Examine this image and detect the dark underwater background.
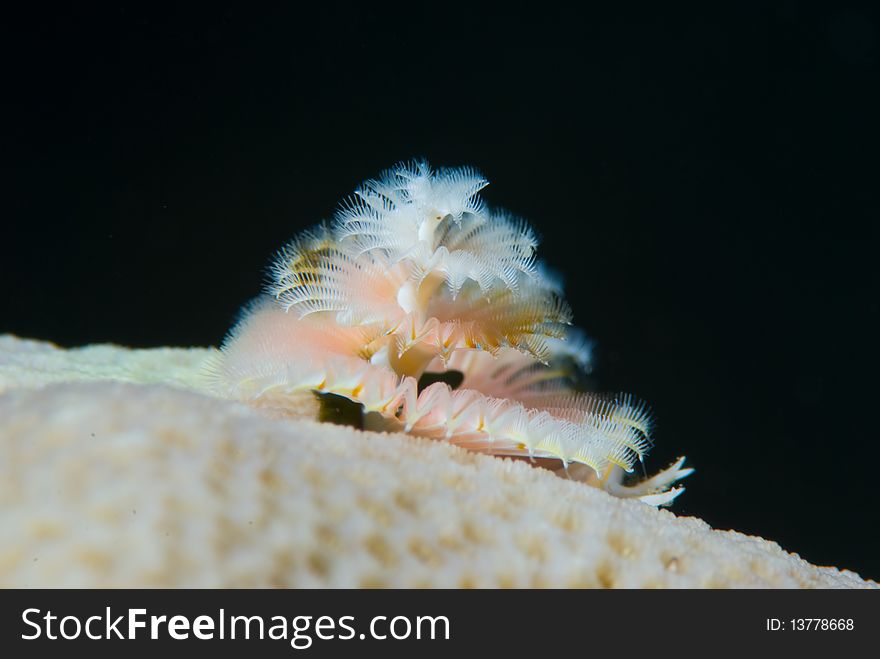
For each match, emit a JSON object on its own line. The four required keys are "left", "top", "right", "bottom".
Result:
{"left": 3, "top": 5, "right": 879, "bottom": 580}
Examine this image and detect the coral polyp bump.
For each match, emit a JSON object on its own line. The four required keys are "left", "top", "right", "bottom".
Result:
{"left": 208, "top": 160, "right": 693, "bottom": 505}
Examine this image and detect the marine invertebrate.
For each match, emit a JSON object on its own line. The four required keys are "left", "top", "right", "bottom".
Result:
{"left": 208, "top": 161, "right": 692, "bottom": 504}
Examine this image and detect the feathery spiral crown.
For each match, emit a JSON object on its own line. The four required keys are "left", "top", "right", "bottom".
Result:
{"left": 210, "top": 160, "right": 692, "bottom": 505}
{"left": 269, "top": 159, "right": 576, "bottom": 366}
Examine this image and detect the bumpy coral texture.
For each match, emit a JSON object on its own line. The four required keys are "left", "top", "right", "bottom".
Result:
{"left": 1, "top": 337, "right": 874, "bottom": 587}
{"left": 0, "top": 355, "right": 872, "bottom": 587}
{"left": 208, "top": 161, "right": 691, "bottom": 504}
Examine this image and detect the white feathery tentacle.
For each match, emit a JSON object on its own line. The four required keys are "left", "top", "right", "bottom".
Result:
{"left": 209, "top": 160, "right": 693, "bottom": 505}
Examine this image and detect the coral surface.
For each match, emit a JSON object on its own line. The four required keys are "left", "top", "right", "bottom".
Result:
{"left": 0, "top": 336, "right": 874, "bottom": 588}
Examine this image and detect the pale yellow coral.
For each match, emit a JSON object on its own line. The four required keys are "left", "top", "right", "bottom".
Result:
{"left": 0, "top": 335, "right": 874, "bottom": 588}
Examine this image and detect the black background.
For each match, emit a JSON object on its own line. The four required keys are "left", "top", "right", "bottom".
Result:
{"left": 3, "top": 5, "right": 879, "bottom": 581}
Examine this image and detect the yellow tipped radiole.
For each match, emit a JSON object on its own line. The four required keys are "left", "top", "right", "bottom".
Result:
{"left": 209, "top": 160, "right": 692, "bottom": 505}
